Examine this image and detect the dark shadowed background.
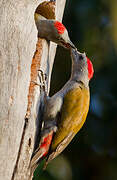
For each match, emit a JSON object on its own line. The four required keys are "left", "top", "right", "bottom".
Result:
{"left": 34, "top": 0, "right": 117, "bottom": 179}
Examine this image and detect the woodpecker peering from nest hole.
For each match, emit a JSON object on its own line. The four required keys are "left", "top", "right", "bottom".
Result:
{"left": 34, "top": 1, "right": 76, "bottom": 49}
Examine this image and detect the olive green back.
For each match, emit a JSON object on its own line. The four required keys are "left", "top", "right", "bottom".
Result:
{"left": 51, "top": 86, "right": 90, "bottom": 151}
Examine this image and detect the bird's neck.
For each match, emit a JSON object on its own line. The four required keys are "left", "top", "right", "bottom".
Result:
{"left": 70, "top": 60, "right": 89, "bottom": 87}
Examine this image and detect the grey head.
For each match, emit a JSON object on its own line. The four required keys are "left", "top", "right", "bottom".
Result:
{"left": 36, "top": 19, "right": 76, "bottom": 49}
{"left": 70, "top": 48, "right": 90, "bottom": 87}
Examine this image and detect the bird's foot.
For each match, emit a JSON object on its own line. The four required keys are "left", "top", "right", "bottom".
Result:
{"left": 31, "top": 70, "right": 48, "bottom": 95}
{"left": 38, "top": 69, "right": 47, "bottom": 91}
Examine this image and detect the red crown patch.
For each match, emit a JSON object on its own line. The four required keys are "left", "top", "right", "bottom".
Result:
{"left": 86, "top": 57, "right": 94, "bottom": 80}
{"left": 54, "top": 21, "right": 66, "bottom": 34}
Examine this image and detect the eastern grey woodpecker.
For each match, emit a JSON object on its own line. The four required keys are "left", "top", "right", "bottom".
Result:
{"left": 35, "top": 7, "right": 76, "bottom": 49}
{"left": 30, "top": 49, "right": 94, "bottom": 171}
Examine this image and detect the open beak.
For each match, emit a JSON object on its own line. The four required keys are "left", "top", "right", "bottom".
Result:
{"left": 67, "top": 40, "right": 76, "bottom": 49}
{"left": 61, "top": 40, "right": 76, "bottom": 49}
{"left": 71, "top": 48, "right": 83, "bottom": 61}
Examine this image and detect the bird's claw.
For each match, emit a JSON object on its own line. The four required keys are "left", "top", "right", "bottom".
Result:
{"left": 31, "top": 70, "right": 48, "bottom": 95}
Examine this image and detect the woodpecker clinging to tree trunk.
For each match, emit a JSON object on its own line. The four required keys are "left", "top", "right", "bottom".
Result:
{"left": 34, "top": 1, "right": 76, "bottom": 49}
{"left": 30, "top": 49, "right": 94, "bottom": 172}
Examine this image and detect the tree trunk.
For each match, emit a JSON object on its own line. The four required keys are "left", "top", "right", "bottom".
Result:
{"left": 0, "top": 0, "right": 66, "bottom": 180}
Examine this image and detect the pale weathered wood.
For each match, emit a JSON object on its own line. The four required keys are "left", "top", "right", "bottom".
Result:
{"left": 0, "top": 0, "right": 66, "bottom": 180}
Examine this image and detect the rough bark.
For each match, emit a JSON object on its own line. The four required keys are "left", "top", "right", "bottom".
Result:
{"left": 0, "top": 0, "right": 66, "bottom": 180}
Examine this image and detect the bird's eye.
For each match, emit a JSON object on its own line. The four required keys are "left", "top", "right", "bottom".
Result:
{"left": 59, "top": 37, "right": 64, "bottom": 42}
{"left": 79, "top": 55, "right": 83, "bottom": 60}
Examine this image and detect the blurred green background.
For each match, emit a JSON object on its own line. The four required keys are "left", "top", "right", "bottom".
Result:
{"left": 34, "top": 0, "right": 117, "bottom": 179}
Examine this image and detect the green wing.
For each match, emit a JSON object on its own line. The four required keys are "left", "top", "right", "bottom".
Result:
{"left": 51, "top": 85, "right": 90, "bottom": 152}
{"left": 44, "top": 86, "right": 90, "bottom": 166}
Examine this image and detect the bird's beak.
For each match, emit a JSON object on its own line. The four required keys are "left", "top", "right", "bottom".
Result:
{"left": 60, "top": 39, "right": 76, "bottom": 49}
{"left": 71, "top": 48, "right": 84, "bottom": 61}
{"left": 61, "top": 40, "right": 76, "bottom": 49}
{"left": 67, "top": 40, "right": 76, "bottom": 49}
